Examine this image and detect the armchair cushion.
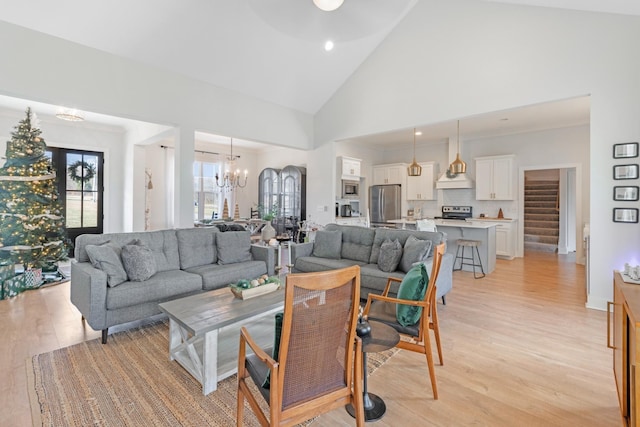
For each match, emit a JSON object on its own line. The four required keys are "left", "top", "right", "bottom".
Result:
{"left": 312, "top": 230, "right": 342, "bottom": 259}
{"left": 399, "top": 236, "right": 433, "bottom": 273}
{"left": 121, "top": 239, "right": 158, "bottom": 282}
{"left": 377, "top": 238, "right": 403, "bottom": 272}
{"left": 85, "top": 241, "right": 128, "bottom": 287}
{"left": 396, "top": 263, "right": 429, "bottom": 327}
{"left": 262, "top": 312, "right": 284, "bottom": 388}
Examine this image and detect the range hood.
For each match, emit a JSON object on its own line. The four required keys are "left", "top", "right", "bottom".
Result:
{"left": 435, "top": 171, "right": 474, "bottom": 189}
{"left": 436, "top": 128, "right": 473, "bottom": 189}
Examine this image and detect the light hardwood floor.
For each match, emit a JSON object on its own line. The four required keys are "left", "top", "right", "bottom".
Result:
{"left": 1, "top": 252, "right": 621, "bottom": 426}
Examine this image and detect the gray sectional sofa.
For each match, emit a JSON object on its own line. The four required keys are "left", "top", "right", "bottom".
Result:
{"left": 70, "top": 227, "right": 275, "bottom": 343}
{"left": 291, "top": 224, "right": 453, "bottom": 301}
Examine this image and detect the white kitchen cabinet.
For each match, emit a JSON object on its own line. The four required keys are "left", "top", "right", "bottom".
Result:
{"left": 470, "top": 218, "right": 517, "bottom": 259}
{"left": 406, "top": 162, "right": 435, "bottom": 200}
{"left": 340, "top": 156, "right": 361, "bottom": 179}
{"left": 475, "top": 155, "right": 515, "bottom": 200}
{"left": 373, "top": 164, "right": 406, "bottom": 185}
{"left": 494, "top": 220, "right": 516, "bottom": 259}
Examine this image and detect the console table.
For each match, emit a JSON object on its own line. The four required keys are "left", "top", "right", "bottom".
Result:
{"left": 610, "top": 271, "right": 640, "bottom": 426}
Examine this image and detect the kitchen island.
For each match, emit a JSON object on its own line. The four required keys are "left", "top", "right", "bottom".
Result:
{"left": 387, "top": 219, "right": 497, "bottom": 275}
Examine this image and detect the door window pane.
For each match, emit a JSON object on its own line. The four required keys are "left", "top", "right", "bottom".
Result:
{"left": 66, "top": 191, "right": 83, "bottom": 228}
{"left": 82, "top": 192, "right": 98, "bottom": 227}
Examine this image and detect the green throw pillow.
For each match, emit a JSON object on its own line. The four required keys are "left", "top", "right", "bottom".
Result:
{"left": 396, "top": 263, "right": 429, "bottom": 327}
{"left": 262, "top": 312, "right": 284, "bottom": 389}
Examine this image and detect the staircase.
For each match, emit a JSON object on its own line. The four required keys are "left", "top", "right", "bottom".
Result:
{"left": 524, "top": 180, "right": 559, "bottom": 253}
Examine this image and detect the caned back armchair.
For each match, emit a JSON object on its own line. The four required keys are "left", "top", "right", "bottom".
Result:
{"left": 237, "top": 265, "right": 364, "bottom": 426}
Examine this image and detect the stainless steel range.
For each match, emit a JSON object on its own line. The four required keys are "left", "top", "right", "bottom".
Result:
{"left": 439, "top": 206, "right": 472, "bottom": 220}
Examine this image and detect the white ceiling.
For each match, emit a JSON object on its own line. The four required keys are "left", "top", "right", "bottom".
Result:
{"left": 0, "top": 0, "right": 636, "bottom": 148}
{"left": 0, "top": 0, "right": 416, "bottom": 115}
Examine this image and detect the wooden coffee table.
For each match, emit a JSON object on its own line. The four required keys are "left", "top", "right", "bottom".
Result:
{"left": 158, "top": 286, "right": 284, "bottom": 395}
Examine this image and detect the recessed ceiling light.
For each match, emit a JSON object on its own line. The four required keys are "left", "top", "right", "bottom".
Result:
{"left": 415, "top": 131, "right": 422, "bottom": 136}
{"left": 324, "top": 40, "right": 335, "bottom": 51}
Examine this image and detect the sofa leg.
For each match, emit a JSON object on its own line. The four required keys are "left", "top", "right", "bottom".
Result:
{"left": 102, "top": 329, "right": 108, "bottom": 344}
{"left": 441, "top": 295, "right": 446, "bottom": 305}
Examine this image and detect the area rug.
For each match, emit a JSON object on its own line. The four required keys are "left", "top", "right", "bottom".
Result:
{"left": 27, "top": 320, "right": 398, "bottom": 426}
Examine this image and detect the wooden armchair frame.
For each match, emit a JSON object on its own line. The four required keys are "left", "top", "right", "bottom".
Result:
{"left": 363, "top": 242, "right": 445, "bottom": 399}
{"left": 237, "top": 265, "right": 365, "bottom": 426}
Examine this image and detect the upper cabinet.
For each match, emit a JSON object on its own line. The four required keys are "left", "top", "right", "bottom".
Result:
{"left": 475, "top": 155, "right": 516, "bottom": 200}
{"left": 340, "top": 156, "right": 362, "bottom": 179}
{"left": 373, "top": 163, "right": 407, "bottom": 185}
{"left": 406, "top": 162, "right": 435, "bottom": 200}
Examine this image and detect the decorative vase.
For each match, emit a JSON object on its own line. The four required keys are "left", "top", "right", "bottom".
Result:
{"left": 261, "top": 221, "right": 276, "bottom": 242}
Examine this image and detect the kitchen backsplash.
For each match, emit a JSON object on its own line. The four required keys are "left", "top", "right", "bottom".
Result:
{"left": 406, "top": 189, "right": 518, "bottom": 219}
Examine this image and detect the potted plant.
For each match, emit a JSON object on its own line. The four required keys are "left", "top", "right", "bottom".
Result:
{"left": 259, "top": 203, "right": 278, "bottom": 221}
{"left": 258, "top": 203, "right": 278, "bottom": 241}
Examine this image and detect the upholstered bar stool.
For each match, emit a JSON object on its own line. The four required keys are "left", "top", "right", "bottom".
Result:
{"left": 453, "top": 239, "right": 486, "bottom": 279}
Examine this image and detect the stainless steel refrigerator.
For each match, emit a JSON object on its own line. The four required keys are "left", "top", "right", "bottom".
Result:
{"left": 369, "top": 184, "right": 402, "bottom": 227}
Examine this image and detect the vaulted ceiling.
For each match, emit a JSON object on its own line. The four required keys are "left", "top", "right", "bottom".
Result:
{"left": 1, "top": 0, "right": 638, "bottom": 146}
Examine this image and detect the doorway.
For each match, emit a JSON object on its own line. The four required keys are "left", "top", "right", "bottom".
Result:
{"left": 518, "top": 164, "right": 582, "bottom": 262}
{"left": 523, "top": 170, "right": 560, "bottom": 253}
{"left": 47, "top": 148, "right": 104, "bottom": 245}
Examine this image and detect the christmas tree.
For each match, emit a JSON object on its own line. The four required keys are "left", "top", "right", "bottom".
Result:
{"left": 0, "top": 108, "right": 70, "bottom": 277}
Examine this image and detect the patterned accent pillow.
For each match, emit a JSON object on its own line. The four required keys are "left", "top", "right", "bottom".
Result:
{"left": 399, "top": 235, "right": 433, "bottom": 273}
{"left": 377, "top": 238, "right": 403, "bottom": 272}
{"left": 121, "top": 239, "right": 158, "bottom": 282}
{"left": 85, "top": 241, "right": 128, "bottom": 287}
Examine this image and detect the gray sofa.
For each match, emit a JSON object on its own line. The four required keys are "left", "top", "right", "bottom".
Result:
{"left": 291, "top": 224, "right": 453, "bottom": 301}
{"left": 70, "top": 227, "right": 275, "bottom": 343}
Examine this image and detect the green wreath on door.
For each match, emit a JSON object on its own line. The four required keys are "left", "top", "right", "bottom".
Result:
{"left": 67, "top": 160, "right": 96, "bottom": 188}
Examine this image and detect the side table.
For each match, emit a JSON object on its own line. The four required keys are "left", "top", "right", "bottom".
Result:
{"left": 346, "top": 319, "right": 400, "bottom": 422}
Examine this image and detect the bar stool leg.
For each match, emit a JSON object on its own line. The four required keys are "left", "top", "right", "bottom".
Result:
{"left": 454, "top": 240, "right": 485, "bottom": 279}
{"left": 472, "top": 245, "right": 486, "bottom": 279}
{"left": 453, "top": 244, "right": 464, "bottom": 271}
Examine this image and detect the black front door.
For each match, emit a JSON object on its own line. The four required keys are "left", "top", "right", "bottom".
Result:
{"left": 47, "top": 148, "right": 104, "bottom": 245}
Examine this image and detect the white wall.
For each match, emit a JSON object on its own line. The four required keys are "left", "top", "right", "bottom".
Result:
{"left": 315, "top": 0, "right": 638, "bottom": 309}
{"left": 0, "top": 20, "right": 314, "bottom": 229}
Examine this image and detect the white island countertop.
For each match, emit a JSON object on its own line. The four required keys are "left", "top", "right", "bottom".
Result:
{"left": 387, "top": 219, "right": 497, "bottom": 229}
